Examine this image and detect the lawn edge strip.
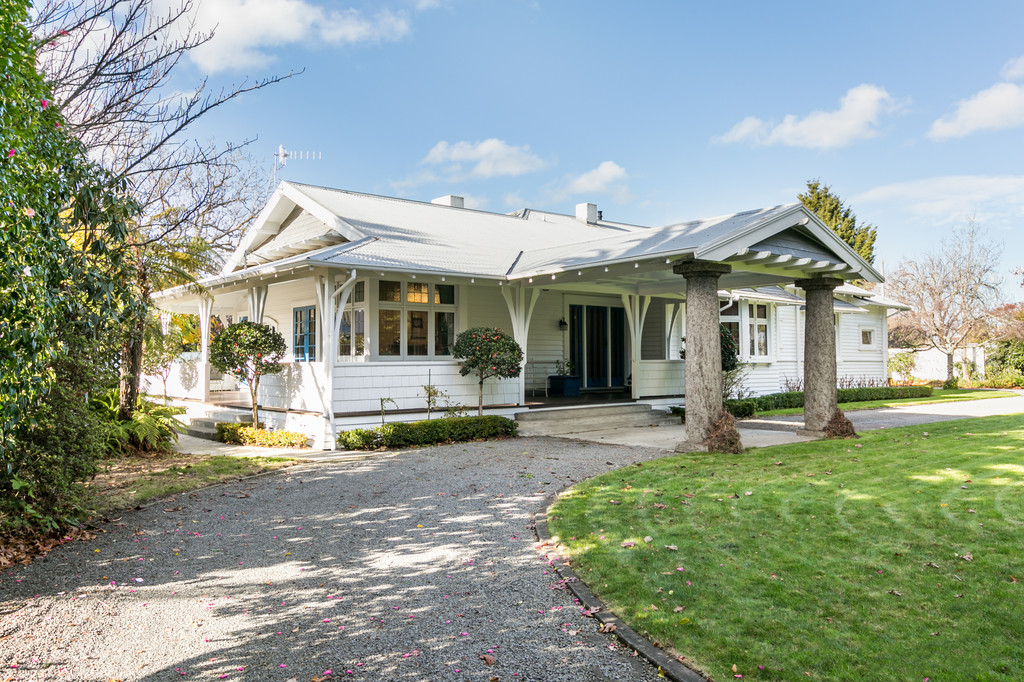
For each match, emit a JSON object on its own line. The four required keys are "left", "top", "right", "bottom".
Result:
{"left": 535, "top": 491, "right": 710, "bottom": 682}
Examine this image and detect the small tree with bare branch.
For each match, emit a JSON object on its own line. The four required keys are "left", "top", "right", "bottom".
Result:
{"left": 31, "top": 0, "right": 292, "bottom": 417}
{"left": 887, "top": 220, "right": 1002, "bottom": 381}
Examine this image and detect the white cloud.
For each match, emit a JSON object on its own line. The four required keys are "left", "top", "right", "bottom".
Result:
{"left": 1001, "top": 55, "right": 1024, "bottom": 82}
{"left": 855, "top": 175, "right": 1024, "bottom": 225}
{"left": 715, "top": 116, "right": 768, "bottom": 145}
{"left": 460, "top": 194, "right": 488, "bottom": 210}
{"left": 714, "top": 84, "right": 901, "bottom": 149}
{"left": 184, "top": 0, "right": 411, "bottom": 73}
{"left": 564, "top": 161, "right": 627, "bottom": 195}
{"left": 422, "top": 139, "right": 548, "bottom": 178}
{"left": 503, "top": 192, "right": 527, "bottom": 208}
{"left": 929, "top": 82, "right": 1024, "bottom": 139}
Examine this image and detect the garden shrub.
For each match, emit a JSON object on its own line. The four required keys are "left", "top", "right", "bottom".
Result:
{"left": 337, "top": 428, "right": 379, "bottom": 450}
{"left": 215, "top": 423, "right": 309, "bottom": 448}
{"left": 337, "top": 416, "right": 517, "bottom": 450}
{"left": 2, "top": 386, "right": 110, "bottom": 532}
{"left": 723, "top": 386, "right": 934, "bottom": 418}
{"left": 90, "top": 388, "right": 185, "bottom": 455}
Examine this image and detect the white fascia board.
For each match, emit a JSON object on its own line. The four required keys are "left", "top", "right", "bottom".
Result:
{"left": 220, "top": 182, "right": 367, "bottom": 276}
{"left": 282, "top": 182, "right": 365, "bottom": 243}
{"left": 509, "top": 250, "right": 697, "bottom": 282}
{"left": 694, "top": 205, "right": 884, "bottom": 283}
{"left": 221, "top": 184, "right": 293, "bottom": 275}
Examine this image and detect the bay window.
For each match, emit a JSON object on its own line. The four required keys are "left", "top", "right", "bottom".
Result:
{"left": 376, "top": 280, "right": 457, "bottom": 358}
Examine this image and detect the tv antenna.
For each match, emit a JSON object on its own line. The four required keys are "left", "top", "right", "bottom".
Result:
{"left": 273, "top": 144, "right": 322, "bottom": 184}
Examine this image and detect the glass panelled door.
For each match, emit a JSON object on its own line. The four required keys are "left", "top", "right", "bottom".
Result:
{"left": 586, "top": 306, "right": 608, "bottom": 387}
{"left": 569, "top": 304, "right": 629, "bottom": 389}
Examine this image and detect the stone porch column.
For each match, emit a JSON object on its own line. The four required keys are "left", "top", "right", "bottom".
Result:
{"left": 795, "top": 276, "right": 848, "bottom": 435}
{"left": 673, "top": 260, "right": 734, "bottom": 447}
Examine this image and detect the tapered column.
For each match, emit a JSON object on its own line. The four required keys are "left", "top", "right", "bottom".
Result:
{"left": 796, "top": 277, "right": 846, "bottom": 434}
{"left": 502, "top": 285, "right": 540, "bottom": 406}
{"left": 673, "top": 260, "right": 733, "bottom": 447}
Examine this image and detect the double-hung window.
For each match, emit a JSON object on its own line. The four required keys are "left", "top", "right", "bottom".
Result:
{"left": 377, "top": 280, "right": 457, "bottom": 358}
{"left": 293, "top": 305, "right": 316, "bottom": 361}
{"left": 339, "top": 281, "right": 366, "bottom": 359}
{"left": 748, "top": 304, "right": 770, "bottom": 360}
{"left": 720, "top": 301, "right": 740, "bottom": 347}
{"left": 718, "top": 300, "right": 772, "bottom": 362}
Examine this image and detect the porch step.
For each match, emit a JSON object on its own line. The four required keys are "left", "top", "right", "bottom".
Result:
{"left": 513, "top": 403, "right": 677, "bottom": 437}
{"left": 178, "top": 409, "right": 253, "bottom": 441}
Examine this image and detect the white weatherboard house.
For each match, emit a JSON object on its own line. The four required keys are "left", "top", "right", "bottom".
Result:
{"left": 150, "top": 182, "right": 901, "bottom": 449}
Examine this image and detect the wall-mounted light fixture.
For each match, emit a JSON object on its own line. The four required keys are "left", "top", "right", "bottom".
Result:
{"left": 558, "top": 317, "right": 569, "bottom": 331}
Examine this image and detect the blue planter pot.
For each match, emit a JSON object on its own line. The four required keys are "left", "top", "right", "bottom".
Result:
{"left": 549, "top": 375, "right": 581, "bottom": 396}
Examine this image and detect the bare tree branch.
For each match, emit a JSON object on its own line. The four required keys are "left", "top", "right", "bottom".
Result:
{"left": 886, "top": 219, "right": 1003, "bottom": 380}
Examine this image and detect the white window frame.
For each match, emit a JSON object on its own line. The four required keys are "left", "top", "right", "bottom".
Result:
{"left": 374, "top": 279, "right": 458, "bottom": 360}
{"left": 720, "top": 298, "right": 774, "bottom": 364}
{"left": 338, "top": 280, "right": 367, "bottom": 362}
{"left": 858, "top": 325, "right": 878, "bottom": 350}
{"left": 746, "top": 302, "right": 772, "bottom": 362}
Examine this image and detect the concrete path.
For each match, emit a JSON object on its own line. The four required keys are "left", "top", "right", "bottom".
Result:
{"left": 558, "top": 391, "right": 1024, "bottom": 451}
{"left": 742, "top": 391, "right": 1024, "bottom": 434}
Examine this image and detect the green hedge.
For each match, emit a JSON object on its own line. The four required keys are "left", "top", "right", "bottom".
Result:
{"left": 215, "top": 422, "right": 309, "bottom": 448}
{"left": 337, "top": 415, "right": 518, "bottom": 450}
{"left": 724, "top": 385, "right": 933, "bottom": 418}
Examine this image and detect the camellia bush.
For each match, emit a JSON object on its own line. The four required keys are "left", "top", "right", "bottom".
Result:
{"left": 453, "top": 327, "right": 524, "bottom": 416}
{"left": 209, "top": 321, "right": 286, "bottom": 426}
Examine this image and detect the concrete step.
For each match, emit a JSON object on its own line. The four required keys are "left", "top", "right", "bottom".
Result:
{"left": 514, "top": 404, "right": 676, "bottom": 437}
{"left": 515, "top": 403, "right": 655, "bottom": 422}
{"left": 178, "top": 410, "right": 255, "bottom": 441}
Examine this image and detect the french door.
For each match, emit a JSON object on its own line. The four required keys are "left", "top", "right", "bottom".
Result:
{"left": 569, "top": 304, "right": 628, "bottom": 389}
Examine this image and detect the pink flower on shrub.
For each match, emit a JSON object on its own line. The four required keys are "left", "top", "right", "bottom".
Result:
{"left": 6, "top": 149, "right": 14, "bottom": 157}
{"left": 24, "top": 207, "right": 35, "bottom": 217}
{"left": 41, "top": 99, "right": 48, "bottom": 109}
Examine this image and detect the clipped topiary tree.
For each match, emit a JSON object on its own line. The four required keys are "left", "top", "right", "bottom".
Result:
{"left": 209, "top": 321, "right": 286, "bottom": 427}
{"left": 453, "top": 327, "right": 524, "bottom": 416}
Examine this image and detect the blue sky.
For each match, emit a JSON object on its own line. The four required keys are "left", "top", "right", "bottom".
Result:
{"left": 178, "top": 0, "right": 1024, "bottom": 295}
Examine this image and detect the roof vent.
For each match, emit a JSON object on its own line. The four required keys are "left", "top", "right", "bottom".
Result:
{"left": 575, "top": 202, "right": 597, "bottom": 224}
{"left": 431, "top": 194, "right": 465, "bottom": 208}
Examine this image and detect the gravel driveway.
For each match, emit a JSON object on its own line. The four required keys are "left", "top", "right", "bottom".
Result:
{"left": 0, "top": 438, "right": 670, "bottom": 681}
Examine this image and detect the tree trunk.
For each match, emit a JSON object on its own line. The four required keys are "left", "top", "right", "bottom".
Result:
{"left": 118, "top": 313, "right": 145, "bottom": 420}
{"left": 477, "top": 378, "right": 484, "bottom": 417}
{"left": 946, "top": 352, "right": 955, "bottom": 382}
{"left": 250, "top": 376, "right": 260, "bottom": 427}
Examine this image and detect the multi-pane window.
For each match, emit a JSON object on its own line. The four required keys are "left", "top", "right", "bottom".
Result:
{"left": 293, "top": 306, "right": 316, "bottom": 361}
{"left": 748, "top": 304, "right": 769, "bottom": 359}
{"left": 377, "top": 280, "right": 457, "bottom": 358}
{"left": 720, "top": 301, "right": 740, "bottom": 346}
{"left": 435, "top": 311, "right": 455, "bottom": 355}
{"left": 339, "top": 281, "right": 366, "bottom": 358}
{"left": 718, "top": 299, "right": 771, "bottom": 362}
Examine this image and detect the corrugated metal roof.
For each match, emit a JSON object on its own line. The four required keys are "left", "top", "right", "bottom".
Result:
{"left": 275, "top": 183, "right": 633, "bottom": 277}
{"left": 508, "top": 204, "right": 798, "bottom": 277}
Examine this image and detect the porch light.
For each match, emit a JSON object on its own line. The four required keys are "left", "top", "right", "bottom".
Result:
{"left": 559, "top": 317, "right": 568, "bottom": 331}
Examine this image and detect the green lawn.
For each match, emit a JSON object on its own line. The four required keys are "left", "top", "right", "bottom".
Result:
{"left": 548, "top": 415, "right": 1024, "bottom": 681}
{"left": 756, "top": 388, "right": 1018, "bottom": 417}
{"left": 89, "top": 454, "right": 295, "bottom": 515}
